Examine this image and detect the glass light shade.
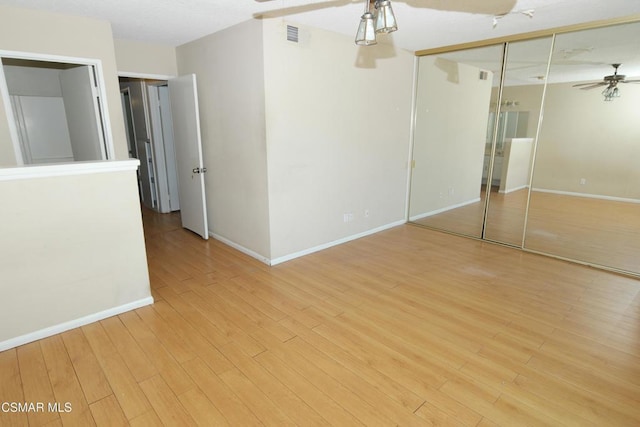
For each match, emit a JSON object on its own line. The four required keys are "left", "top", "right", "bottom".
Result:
{"left": 602, "top": 85, "right": 620, "bottom": 101}
{"left": 375, "top": 0, "right": 397, "bottom": 34}
{"left": 355, "top": 12, "right": 377, "bottom": 45}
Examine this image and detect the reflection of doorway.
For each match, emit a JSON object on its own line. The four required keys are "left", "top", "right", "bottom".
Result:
{"left": 119, "top": 77, "right": 179, "bottom": 213}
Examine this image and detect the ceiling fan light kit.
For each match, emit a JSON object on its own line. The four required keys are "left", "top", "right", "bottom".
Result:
{"left": 355, "top": 11, "right": 378, "bottom": 45}
{"left": 355, "top": 0, "right": 397, "bottom": 45}
{"left": 375, "top": 0, "right": 397, "bottom": 33}
{"left": 602, "top": 85, "right": 620, "bottom": 101}
{"left": 573, "top": 64, "right": 640, "bottom": 102}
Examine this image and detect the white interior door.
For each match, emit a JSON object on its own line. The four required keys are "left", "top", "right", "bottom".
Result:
{"left": 147, "top": 84, "right": 171, "bottom": 213}
{"left": 11, "top": 95, "right": 74, "bottom": 164}
{"left": 168, "top": 74, "right": 208, "bottom": 239}
{"left": 59, "top": 65, "right": 105, "bottom": 161}
{"left": 158, "top": 85, "right": 180, "bottom": 212}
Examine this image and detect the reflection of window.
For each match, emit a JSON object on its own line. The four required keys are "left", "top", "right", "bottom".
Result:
{"left": 487, "top": 111, "right": 529, "bottom": 152}
{"left": 1, "top": 57, "right": 112, "bottom": 165}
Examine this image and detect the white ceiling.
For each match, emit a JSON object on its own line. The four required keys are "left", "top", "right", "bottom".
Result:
{"left": 1, "top": 0, "right": 639, "bottom": 52}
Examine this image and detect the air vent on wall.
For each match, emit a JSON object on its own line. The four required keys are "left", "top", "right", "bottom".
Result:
{"left": 287, "top": 25, "right": 299, "bottom": 43}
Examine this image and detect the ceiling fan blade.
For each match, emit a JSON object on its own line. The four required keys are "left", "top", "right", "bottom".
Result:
{"left": 572, "top": 81, "right": 603, "bottom": 87}
{"left": 403, "top": 0, "right": 516, "bottom": 15}
{"left": 577, "top": 82, "right": 608, "bottom": 90}
{"left": 621, "top": 79, "right": 640, "bottom": 83}
{"left": 255, "top": 0, "right": 517, "bottom": 18}
{"left": 254, "top": 0, "right": 354, "bottom": 18}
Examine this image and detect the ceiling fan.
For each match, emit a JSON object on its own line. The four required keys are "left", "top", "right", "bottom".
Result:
{"left": 255, "top": 0, "right": 516, "bottom": 45}
{"left": 573, "top": 64, "right": 640, "bottom": 101}
{"left": 254, "top": 0, "right": 517, "bottom": 17}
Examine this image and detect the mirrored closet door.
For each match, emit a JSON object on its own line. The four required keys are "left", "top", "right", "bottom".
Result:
{"left": 409, "top": 19, "right": 640, "bottom": 277}
{"left": 524, "top": 21, "right": 640, "bottom": 274}
{"left": 409, "top": 44, "right": 504, "bottom": 239}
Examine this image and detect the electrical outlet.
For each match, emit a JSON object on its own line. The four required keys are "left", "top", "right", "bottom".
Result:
{"left": 364, "top": 209, "right": 370, "bottom": 218}
{"left": 580, "top": 178, "right": 587, "bottom": 185}
{"left": 343, "top": 213, "right": 354, "bottom": 222}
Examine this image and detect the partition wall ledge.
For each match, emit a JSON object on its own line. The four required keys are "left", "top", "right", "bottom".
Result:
{"left": 0, "top": 159, "right": 140, "bottom": 181}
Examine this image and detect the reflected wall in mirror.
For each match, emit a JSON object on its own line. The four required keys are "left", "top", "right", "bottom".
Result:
{"left": 483, "top": 37, "right": 552, "bottom": 246}
{"left": 525, "top": 21, "right": 640, "bottom": 274}
{"left": 410, "top": 45, "right": 504, "bottom": 238}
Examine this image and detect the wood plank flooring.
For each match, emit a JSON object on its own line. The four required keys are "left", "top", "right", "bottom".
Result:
{"left": 1, "top": 208, "right": 640, "bottom": 426}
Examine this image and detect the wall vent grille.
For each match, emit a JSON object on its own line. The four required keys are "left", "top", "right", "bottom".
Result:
{"left": 287, "top": 25, "right": 299, "bottom": 43}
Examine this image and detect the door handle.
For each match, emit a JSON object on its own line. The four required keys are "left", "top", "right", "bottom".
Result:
{"left": 192, "top": 167, "right": 207, "bottom": 174}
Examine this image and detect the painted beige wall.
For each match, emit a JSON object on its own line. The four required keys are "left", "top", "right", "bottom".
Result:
{"left": 493, "top": 81, "right": 640, "bottom": 199}
{"left": 0, "top": 6, "right": 151, "bottom": 350}
{"left": 176, "top": 19, "right": 271, "bottom": 259}
{"left": 530, "top": 82, "right": 640, "bottom": 199}
{"left": 114, "top": 39, "right": 177, "bottom": 77}
{"left": 0, "top": 165, "right": 150, "bottom": 346}
{"left": 262, "top": 20, "right": 414, "bottom": 260}
{"left": 0, "top": 5, "right": 129, "bottom": 165}
{"left": 176, "top": 18, "right": 413, "bottom": 262}
{"left": 410, "top": 56, "right": 493, "bottom": 217}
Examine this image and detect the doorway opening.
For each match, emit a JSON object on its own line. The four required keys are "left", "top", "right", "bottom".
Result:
{"left": 119, "top": 77, "right": 180, "bottom": 214}
{"left": 120, "top": 74, "right": 208, "bottom": 240}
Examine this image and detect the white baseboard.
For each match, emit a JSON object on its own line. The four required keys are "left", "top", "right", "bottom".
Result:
{"left": 409, "top": 197, "right": 481, "bottom": 221}
{"left": 209, "top": 232, "right": 271, "bottom": 265}
{"left": 532, "top": 188, "right": 640, "bottom": 204}
{"left": 499, "top": 185, "right": 529, "bottom": 194}
{"left": 269, "top": 220, "right": 407, "bottom": 266}
{"left": 211, "top": 220, "right": 407, "bottom": 266}
{"left": 0, "top": 296, "right": 154, "bottom": 352}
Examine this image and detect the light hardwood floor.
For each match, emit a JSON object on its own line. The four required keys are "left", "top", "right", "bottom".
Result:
{"left": 2, "top": 208, "right": 640, "bottom": 426}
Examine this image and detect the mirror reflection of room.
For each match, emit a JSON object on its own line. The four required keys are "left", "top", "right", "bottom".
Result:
{"left": 483, "top": 37, "right": 552, "bottom": 246}
{"left": 524, "top": 21, "right": 640, "bottom": 274}
{"left": 409, "top": 45, "right": 504, "bottom": 239}
{"left": 409, "top": 20, "right": 640, "bottom": 277}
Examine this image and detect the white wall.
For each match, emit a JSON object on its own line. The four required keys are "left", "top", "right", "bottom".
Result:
{"left": 114, "top": 39, "right": 177, "bottom": 77}
{"left": 0, "top": 6, "right": 151, "bottom": 350}
{"left": 262, "top": 20, "right": 414, "bottom": 260}
{"left": 175, "top": 19, "right": 413, "bottom": 263}
{"left": 0, "top": 162, "right": 151, "bottom": 350}
{"left": 0, "top": 5, "right": 130, "bottom": 165}
{"left": 176, "top": 19, "right": 271, "bottom": 259}
{"left": 532, "top": 82, "right": 640, "bottom": 199}
{"left": 410, "top": 56, "right": 493, "bottom": 218}
{"left": 3, "top": 65, "right": 63, "bottom": 97}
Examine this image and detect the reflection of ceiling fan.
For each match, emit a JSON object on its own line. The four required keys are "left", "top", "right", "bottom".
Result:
{"left": 573, "top": 64, "right": 640, "bottom": 101}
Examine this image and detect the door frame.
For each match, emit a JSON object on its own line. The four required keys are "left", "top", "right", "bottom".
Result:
{"left": 0, "top": 50, "right": 115, "bottom": 165}
{"left": 118, "top": 73, "right": 179, "bottom": 214}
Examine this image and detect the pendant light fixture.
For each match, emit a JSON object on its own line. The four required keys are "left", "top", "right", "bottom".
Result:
{"left": 355, "top": 0, "right": 377, "bottom": 45}
{"left": 375, "top": 0, "right": 397, "bottom": 34}
{"left": 355, "top": 0, "right": 398, "bottom": 45}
